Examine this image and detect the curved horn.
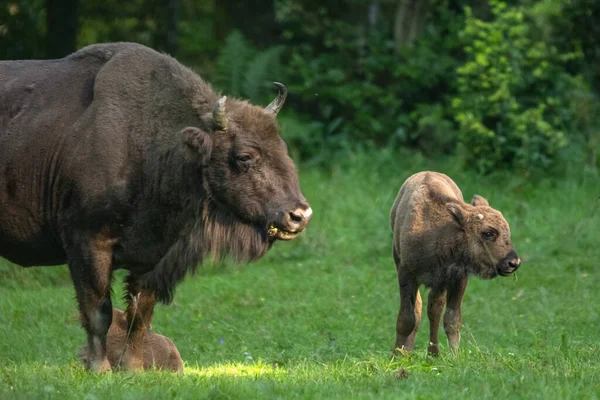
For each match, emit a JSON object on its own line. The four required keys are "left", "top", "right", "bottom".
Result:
{"left": 264, "top": 82, "right": 287, "bottom": 115}
{"left": 212, "top": 96, "right": 228, "bottom": 131}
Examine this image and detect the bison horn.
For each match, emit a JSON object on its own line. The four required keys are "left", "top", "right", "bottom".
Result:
{"left": 212, "top": 96, "right": 228, "bottom": 131}
{"left": 264, "top": 82, "right": 287, "bottom": 115}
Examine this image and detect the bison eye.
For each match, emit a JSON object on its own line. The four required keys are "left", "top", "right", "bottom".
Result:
{"left": 482, "top": 231, "right": 496, "bottom": 241}
{"left": 234, "top": 153, "right": 257, "bottom": 171}
{"left": 236, "top": 154, "right": 253, "bottom": 163}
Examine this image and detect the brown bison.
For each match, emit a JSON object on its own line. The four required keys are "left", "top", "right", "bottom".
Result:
{"left": 78, "top": 308, "right": 184, "bottom": 373}
{"left": 0, "top": 43, "right": 312, "bottom": 372}
{"left": 390, "top": 171, "right": 520, "bottom": 355}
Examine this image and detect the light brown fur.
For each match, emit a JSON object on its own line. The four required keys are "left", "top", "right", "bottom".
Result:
{"left": 78, "top": 308, "right": 184, "bottom": 373}
{"left": 390, "top": 171, "right": 521, "bottom": 355}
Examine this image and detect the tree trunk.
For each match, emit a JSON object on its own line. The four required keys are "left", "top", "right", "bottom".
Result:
{"left": 45, "top": 0, "right": 80, "bottom": 58}
{"left": 368, "top": 0, "right": 379, "bottom": 29}
{"left": 393, "top": 0, "right": 430, "bottom": 52}
{"left": 146, "top": 0, "right": 180, "bottom": 55}
{"left": 166, "top": 0, "right": 180, "bottom": 55}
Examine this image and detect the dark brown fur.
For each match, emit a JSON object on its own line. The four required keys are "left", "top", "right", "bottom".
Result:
{"left": 390, "top": 171, "right": 521, "bottom": 355}
{"left": 78, "top": 308, "right": 184, "bottom": 373}
{"left": 0, "top": 43, "right": 312, "bottom": 373}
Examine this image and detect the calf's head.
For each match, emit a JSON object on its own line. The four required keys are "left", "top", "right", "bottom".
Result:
{"left": 447, "top": 195, "right": 521, "bottom": 279}
{"left": 181, "top": 83, "right": 311, "bottom": 241}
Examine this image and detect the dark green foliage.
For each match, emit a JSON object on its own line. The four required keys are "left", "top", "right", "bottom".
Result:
{"left": 452, "top": 0, "right": 583, "bottom": 173}
{"left": 213, "top": 30, "right": 285, "bottom": 104}
{"left": 1, "top": 0, "right": 598, "bottom": 174}
{"left": 268, "top": 0, "right": 597, "bottom": 174}
{"left": 0, "top": 0, "right": 46, "bottom": 59}
{"left": 275, "top": 0, "right": 464, "bottom": 156}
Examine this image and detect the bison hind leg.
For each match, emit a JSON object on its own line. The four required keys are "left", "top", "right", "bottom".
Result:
{"left": 393, "top": 276, "right": 421, "bottom": 355}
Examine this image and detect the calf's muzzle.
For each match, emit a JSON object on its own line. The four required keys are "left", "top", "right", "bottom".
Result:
{"left": 497, "top": 250, "right": 521, "bottom": 276}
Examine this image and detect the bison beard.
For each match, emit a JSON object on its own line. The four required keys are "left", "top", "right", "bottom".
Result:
{"left": 142, "top": 204, "right": 272, "bottom": 304}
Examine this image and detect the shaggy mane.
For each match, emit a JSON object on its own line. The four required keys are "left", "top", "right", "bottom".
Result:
{"left": 141, "top": 201, "right": 271, "bottom": 304}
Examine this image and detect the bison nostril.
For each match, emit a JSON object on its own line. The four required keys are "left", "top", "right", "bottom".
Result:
{"left": 287, "top": 206, "right": 312, "bottom": 229}
{"left": 508, "top": 258, "right": 521, "bottom": 268}
{"left": 289, "top": 210, "right": 304, "bottom": 223}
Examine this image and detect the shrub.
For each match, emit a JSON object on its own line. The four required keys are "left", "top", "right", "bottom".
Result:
{"left": 275, "top": 1, "right": 464, "bottom": 154}
{"left": 452, "top": 0, "right": 583, "bottom": 173}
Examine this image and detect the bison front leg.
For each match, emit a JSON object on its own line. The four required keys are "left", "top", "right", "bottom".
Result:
{"left": 68, "top": 236, "right": 114, "bottom": 373}
{"left": 427, "top": 288, "right": 447, "bottom": 355}
{"left": 119, "top": 273, "right": 157, "bottom": 372}
{"left": 444, "top": 276, "right": 468, "bottom": 353}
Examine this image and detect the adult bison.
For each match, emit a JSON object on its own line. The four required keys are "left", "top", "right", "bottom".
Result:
{"left": 0, "top": 43, "right": 312, "bottom": 372}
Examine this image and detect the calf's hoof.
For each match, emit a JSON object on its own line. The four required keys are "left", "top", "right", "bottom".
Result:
{"left": 118, "top": 354, "right": 145, "bottom": 373}
{"left": 89, "top": 358, "right": 112, "bottom": 373}
{"left": 392, "top": 345, "right": 411, "bottom": 358}
{"left": 77, "top": 348, "right": 112, "bottom": 373}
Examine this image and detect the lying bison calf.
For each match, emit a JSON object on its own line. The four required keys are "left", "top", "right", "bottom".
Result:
{"left": 390, "top": 171, "right": 521, "bottom": 355}
{"left": 78, "top": 308, "right": 184, "bottom": 373}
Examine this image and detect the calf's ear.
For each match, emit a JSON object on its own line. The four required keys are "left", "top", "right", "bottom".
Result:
{"left": 181, "top": 127, "right": 213, "bottom": 164}
{"left": 471, "top": 195, "right": 489, "bottom": 207}
{"left": 446, "top": 202, "right": 466, "bottom": 227}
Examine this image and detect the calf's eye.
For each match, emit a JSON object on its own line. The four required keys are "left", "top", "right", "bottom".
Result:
{"left": 482, "top": 231, "right": 496, "bottom": 241}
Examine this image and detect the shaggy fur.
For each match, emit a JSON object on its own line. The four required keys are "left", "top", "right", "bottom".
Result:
{"left": 0, "top": 42, "right": 311, "bottom": 372}
{"left": 78, "top": 308, "right": 184, "bottom": 373}
{"left": 390, "top": 171, "right": 521, "bottom": 355}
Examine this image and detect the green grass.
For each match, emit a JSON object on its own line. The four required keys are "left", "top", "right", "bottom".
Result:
{"left": 1, "top": 149, "right": 599, "bottom": 399}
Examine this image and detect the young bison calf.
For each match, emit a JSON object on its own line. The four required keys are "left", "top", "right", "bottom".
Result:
{"left": 390, "top": 171, "right": 521, "bottom": 355}
{"left": 78, "top": 308, "right": 184, "bottom": 373}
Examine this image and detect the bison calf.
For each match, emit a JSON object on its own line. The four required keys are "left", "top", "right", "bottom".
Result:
{"left": 390, "top": 171, "right": 521, "bottom": 355}
{"left": 78, "top": 308, "right": 184, "bottom": 373}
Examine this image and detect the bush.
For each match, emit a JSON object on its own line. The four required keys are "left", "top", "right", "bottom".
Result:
{"left": 0, "top": 0, "right": 46, "bottom": 59}
{"left": 275, "top": 1, "right": 463, "bottom": 155}
{"left": 212, "top": 0, "right": 597, "bottom": 173}
{"left": 452, "top": 0, "right": 584, "bottom": 173}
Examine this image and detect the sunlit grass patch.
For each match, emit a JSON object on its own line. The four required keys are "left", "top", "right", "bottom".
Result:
{"left": 185, "top": 361, "right": 287, "bottom": 378}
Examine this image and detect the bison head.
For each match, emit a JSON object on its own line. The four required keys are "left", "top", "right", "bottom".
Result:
{"left": 446, "top": 195, "right": 520, "bottom": 279}
{"left": 181, "top": 83, "right": 312, "bottom": 243}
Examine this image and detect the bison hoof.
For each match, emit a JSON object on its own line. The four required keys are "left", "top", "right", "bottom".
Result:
{"left": 427, "top": 344, "right": 440, "bottom": 356}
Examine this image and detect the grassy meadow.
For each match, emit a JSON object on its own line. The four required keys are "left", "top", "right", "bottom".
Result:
{"left": 1, "top": 149, "right": 599, "bottom": 399}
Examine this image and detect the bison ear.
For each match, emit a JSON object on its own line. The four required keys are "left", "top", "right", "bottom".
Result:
{"left": 446, "top": 202, "right": 466, "bottom": 227}
{"left": 181, "top": 127, "right": 213, "bottom": 163}
{"left": 471, "top": 195, "right": 489, "bottom": 207}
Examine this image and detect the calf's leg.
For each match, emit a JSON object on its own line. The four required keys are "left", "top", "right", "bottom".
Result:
{"left": 444, "top": 276, "right": 468, "bottom": 353}
{"left": 119, "top": 272, "right": 157, "bottom": 371}
{"left": 394, "top": 277, "right": 420, "bottom": 353}
{"left": 427, "top": 288, "right": 446, "bottom": 355}
{"left": 405, "top": 290, "right": 422, "bottom": 350}
{"left": 68, "top": 235, "right": 114, "bottom": 373}
{"left": 393, "top": 245, "right": 422, "bottom": 354}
